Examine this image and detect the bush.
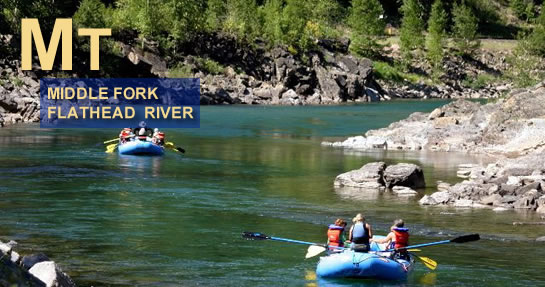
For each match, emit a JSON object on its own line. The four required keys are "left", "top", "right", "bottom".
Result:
{"left": 452, "top": 2, "right": 480, "bottom": 55}
{"left": 510, "top": 0, "right": 536, "bottom": 21}
{"left": 195, "top": 58, "right": 225, "bottom": 75}
{"left": 462, "top": 73, "right": 496, "bottom": 89}
{"left": 373, "top": 61, "right": 423, "bottom": 84}
{"left": 521, "top": 4, "right": 545, "bottom": 57}
{"left": 168, "top": 63, "right": 193, "bottom": 78}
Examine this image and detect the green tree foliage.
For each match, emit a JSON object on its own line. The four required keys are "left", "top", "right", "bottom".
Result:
{"left": 261, "top": 0, "right": 284, "bottom": 45}
{"left": 510, "top": 0, "right": 536, "bottom": 21}
{"left": 348, "top": 0, "right": 385, "bottom": 57}
{"left": 521, "top": 3, "right": 545, "bottom": 56}
{"left": 452, "top": 1, "right": 480, "bottom": 55}
{"left": 399, "top": 0, "right": 425, "bottom": 63}
{"left": 0, "top": 0, "right": 77, "bottom": 34}
{"left": 224, "top": 0, "right": 261, "bottom": 40}
{"left": 426, "top": 0, "right": 447, "bottom": 78}
{"left": 73, "top": 0, "right": 108, "bottom": 29}
{"left": 205, "top": 0, "right": 226, "bottom": 31}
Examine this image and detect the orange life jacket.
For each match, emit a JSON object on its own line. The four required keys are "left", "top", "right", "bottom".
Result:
{"left": 393, "top": 228, "right": 409, "bottom": 249}
{"left": 327, "top": 225, "right": 344, "bottom": 247}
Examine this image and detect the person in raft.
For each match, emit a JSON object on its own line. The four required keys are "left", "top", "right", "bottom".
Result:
{"left": 119, "top": 128, "right": 134, "bottom": 144}
{"left": 371, "top": 219, "right": 410, "bottom": 260}
{"left": 348, "top": 213, "right": 373, "bottom": 252}
{"left": 136, "top": 128, "right": 151, "bottom": 141}
{"left": 327, "top": 218, "right": 347, "bottom": 252}
{"left": 152, "top": 128, "right": 166, "bottom": 146}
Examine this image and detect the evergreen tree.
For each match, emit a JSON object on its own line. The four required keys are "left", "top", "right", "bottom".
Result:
{"left": 426, "top": 0, "right": 447, "bottom": 78}
{"left": 452, "top": 1, "right": 480, "bottom": 55}
{"left": 399, "top": 0, "right": 425, "bottom": 64}
{"left": 348, "top": 0, "right": 385, "bottom": 57}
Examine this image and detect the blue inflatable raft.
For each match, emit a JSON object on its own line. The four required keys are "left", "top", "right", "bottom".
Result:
{"left": 316, "top": 238, "right": 412, "bottom": 280}
{"left": 118, "top": 141, "right": 164, "bottom": 156}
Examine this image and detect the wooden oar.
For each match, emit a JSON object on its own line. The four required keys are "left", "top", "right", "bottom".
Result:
{"left": 165, "top": 142, "right": 185, "bottom": 153}
{"left": 103, "top": 138, "right": 119, "bottom": 144}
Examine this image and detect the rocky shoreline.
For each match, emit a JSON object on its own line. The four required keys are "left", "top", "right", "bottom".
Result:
{"left": 325, "top": 81, "right": 545, "bottom": 214}
{"left": 0, "top": 239, "right": 76, "bottom": 287}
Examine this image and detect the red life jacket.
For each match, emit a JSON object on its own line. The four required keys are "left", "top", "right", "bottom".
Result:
{"left": 327, "top": 225, "right": 344, "bottom": 247}
{"left": 393, "top": 228, "right": 409, "bottom": 249}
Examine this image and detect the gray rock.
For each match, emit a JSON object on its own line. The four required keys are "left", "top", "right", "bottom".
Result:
{"left": 536, "top": 236, "right": 545, "bottom": 242}
{"left": 392, "top": 186, "right": 417, "bottom": 196}
{"left": 22, "top": 253, "right": 50, "bottom": 270}
{"left": 481, "top": 194, "right": 502, "bottom": 205}
{"left": 430, "top": 191, "right": 451, "bottom": 204}
{"left": 383, "top": 163, "right": 425, "bottom": 188}
{"left": 28, "top": 261, "right": 76, "bottom": 287}
{"left": 334, "top": 162, "right": 386, "bottom": 188}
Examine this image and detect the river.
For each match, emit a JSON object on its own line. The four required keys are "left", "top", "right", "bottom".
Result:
{"left": 1, "top": 101, "right": 544, "bottom": 286}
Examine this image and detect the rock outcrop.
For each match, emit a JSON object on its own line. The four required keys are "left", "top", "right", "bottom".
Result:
{"left": 324, "top": 81, "right": 545, "bottom": 155}
{"left": 334, "top": 162, "right": 425, "bottom": 196}
{"left": 0, "top": 239, "right": 76, "bottom": 287}
{"left": 325, "top": 81, "right": 545, "bottom": 213}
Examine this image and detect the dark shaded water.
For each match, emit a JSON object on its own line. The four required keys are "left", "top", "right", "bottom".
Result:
{"left": 1, "top": 101, "right": 544, "bottom": 286}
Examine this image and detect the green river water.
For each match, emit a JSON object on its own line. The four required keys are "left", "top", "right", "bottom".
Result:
{"left": 1, "top": 101, "right": 544, "bottom": 286}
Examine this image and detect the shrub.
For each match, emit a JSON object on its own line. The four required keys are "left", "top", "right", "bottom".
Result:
{"left": 168, "top": 63, "right": 193, "bottom": 78}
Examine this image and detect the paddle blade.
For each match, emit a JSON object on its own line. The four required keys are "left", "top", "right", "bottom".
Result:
{"left": 305, "top": 245, "right": 327, "bottom": 259}
{"left": 416, "top": 255, "right": 437, "bottom": 270}
{"left": 407, "top": 249, "right": 421, "bottom": 252}
{"left": 242, "top": 232, "right": 270, "bottom": 240}
{"left": 105, "top": 144, "right": 118, "bottom": 153}
{"left": 451, "top": 234, "right": 480, "bottom": 243}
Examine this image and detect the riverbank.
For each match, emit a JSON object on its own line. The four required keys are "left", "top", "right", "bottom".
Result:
{"left": 324, "top": 80, "right": 545, "bottom": 213}
{"left": 0, "top": 239, "right": 75, "bottom": 286}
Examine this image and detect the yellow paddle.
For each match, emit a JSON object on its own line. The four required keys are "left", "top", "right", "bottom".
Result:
{"left": 165, "top": 142, "right": 185, "bottom": 153}
{"left": 413, "top": 254, "right": 437, "bottom": 270}
{"left": 105, "top": 143, "right": 118, "bottom": 153}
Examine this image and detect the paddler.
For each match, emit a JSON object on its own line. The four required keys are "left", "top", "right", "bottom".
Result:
{"left": 348, "top": 213, "right": 373, "bottom": 252}
{"left": 119, "top": 128, "right": 133, "bottom": 144}
{"left": 371, "top": 219, "right": 410, "bottom": 260}
{"left": 152, "top": 128, "right": 166, "bottom": 146}
{"left": 327, "top": 218, "right": 347, "bottom": 252}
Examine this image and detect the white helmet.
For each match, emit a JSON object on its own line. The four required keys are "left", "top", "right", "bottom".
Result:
{"left": 139, "top": 128, "right": 146, "bottom": 136}
{"left": 154, "top": 128, "right": 159, "bottom": 133}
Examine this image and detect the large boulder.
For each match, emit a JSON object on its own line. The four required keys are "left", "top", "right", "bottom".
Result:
{"left": 383, "top": 163, "right": 426, "bottom": 188}
{"left": 28, "top": 261, "right": 76, "bottom": 287}
{"left": 334, "top": 162, "right": 386, "bottom": 189}
{"left": 22, "top": 253, "right": 50, "bottom": 270}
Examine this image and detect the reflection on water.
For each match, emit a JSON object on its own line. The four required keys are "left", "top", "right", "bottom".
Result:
{"left": 1, "top": 102, "right": 544, "bottom": 286}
